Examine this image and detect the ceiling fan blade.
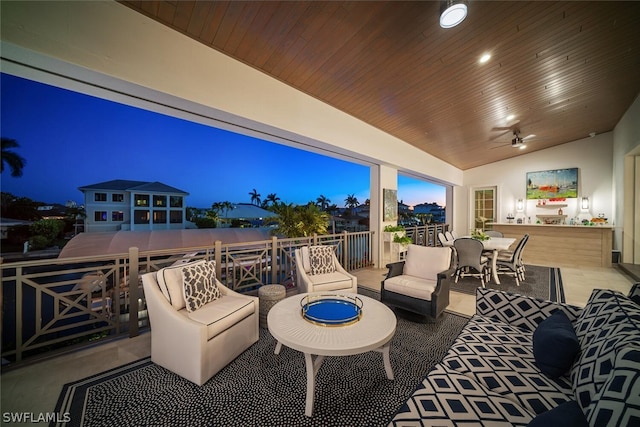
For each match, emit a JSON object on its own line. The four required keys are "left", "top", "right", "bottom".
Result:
{"left": 489, "top": 130, "right": 510, "bottom": 141}
{"left": 522, "top": 134, "right": 536, "bottom": 141}
{"left": 490, "top": 142, "right": 510, "bottom": 149}
{"left": 491, "top": 126, "right": 512, "bottom": 131}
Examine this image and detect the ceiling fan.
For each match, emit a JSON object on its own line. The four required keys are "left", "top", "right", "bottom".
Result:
{"left": 491, "top": 130, "right": 535, "bottom": 149}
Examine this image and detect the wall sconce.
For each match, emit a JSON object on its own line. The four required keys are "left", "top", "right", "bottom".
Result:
{"left": 516, "top": 199, "right": 524, "bottom": 212}
{"left": 581, "top": 197, "right": 590, "bottom": 210}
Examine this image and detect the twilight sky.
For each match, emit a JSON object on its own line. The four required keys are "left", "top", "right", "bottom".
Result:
{"left": 1, "top": 73, "right": 445, "bottom": 209}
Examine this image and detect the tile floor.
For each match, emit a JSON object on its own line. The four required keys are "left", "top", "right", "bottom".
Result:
{"left": 1, "top": 265, "right": 635, "bottom": 425}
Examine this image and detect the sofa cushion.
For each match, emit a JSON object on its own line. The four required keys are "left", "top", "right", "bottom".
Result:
{"left": 186, "top": 295, "right": 255, "bottom": 340}
{"left": 157, "top": 259, "right": 207, "bottom": 310}
{"left": 384, "top": 275, "right": 437, "bottom": 300}
{"left": 527, "top": 400, "right": 588, "bottom": 427}
{"left": 309, "top": 246, "right": 335, "bottom": 275}
{"left": 585, "top": 345, "right": 640, "bottom": 426}
{"left": 182, "top": 261, "right": 220, "bottom": 313}
{"left": 533, "top": 310, "right": 580, "bottom": 379}
{"left": 391, "top": 362, "right": 537, "bottom": 425}
{"left": 441, "top": 315, "right": 574, "bottom": 415}
{"left": 571, "top": 290, "right": 640, "bottom": 412}
{"left": 404, "top": 245, "right": 450, "bottom": 279}
{"left": 307, "top": 271, "right": 352, "bottom": 292}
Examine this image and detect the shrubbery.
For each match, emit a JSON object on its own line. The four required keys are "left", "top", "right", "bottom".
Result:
{"left": 28, "top": 219, "right": 65, "bottom": 249}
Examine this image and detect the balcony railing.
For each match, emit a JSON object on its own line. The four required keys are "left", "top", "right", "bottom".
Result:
{"left": 1, "top": 225, "right": 446, "bottom": 367}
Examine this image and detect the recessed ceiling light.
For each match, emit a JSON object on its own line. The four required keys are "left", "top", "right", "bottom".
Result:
{"left": 479, "top": 53, "right": 491, "bottom": 64}
{"left": 440, "top": 1, "right": 468, "bottom": 29}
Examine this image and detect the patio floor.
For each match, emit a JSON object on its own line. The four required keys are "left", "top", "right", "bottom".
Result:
{"left": 1, "top": 265, "right": 635, "bottom": 424}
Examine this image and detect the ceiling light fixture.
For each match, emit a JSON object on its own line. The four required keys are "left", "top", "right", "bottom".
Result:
{"left": 440, "top": 0, "right": 468, "bottom": 28}
{"left": 479, "top": 53, "right": 491, "bottom": 64}
{"left": 512, "top": 135, "right": 525, "bottom": 147}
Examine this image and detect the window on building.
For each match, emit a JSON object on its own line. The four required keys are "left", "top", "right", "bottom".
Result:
{"left": 112, "top": 193, "right": 124, "bottom": 202}
{"left": 153, "top": 211, "right": 167, "bottom": 223}
{"left": 95, "top": 193, "right": 107, "bottom": 202}
{"left": 170, "top": 210, "right": 183, "bottom": 223}
{"left": 154, "top": 195, "right": 167, "bottom": 207}
{"left": 135, "top": 194, "right": 149, "bottom": 207}
{"left": 94, "top": 211, "right": 107, "bottom": 221}
{"left": 134, "top": 210, "right": 150, "bottom": 224}
{"left": 112, "top": 211, "right": 124, "bottom": 222}
{"left": 170, "top": 196, "right": 183, "bottom": 208}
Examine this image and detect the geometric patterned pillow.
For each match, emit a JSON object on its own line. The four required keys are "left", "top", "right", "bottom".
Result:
{"left": 572, "top": 290, "right": 640, "bottom": 412}
{"left": 309, "top": 246, "right": 335, "bottom": 275}
{"left": 629, "top": 283, "right": 640, "bottom": 305}
{"left": 585, "top": 346, "right": 640, "bottom": 426}
{"left": 181, "top": 261, "right": 220, "bottom": 313}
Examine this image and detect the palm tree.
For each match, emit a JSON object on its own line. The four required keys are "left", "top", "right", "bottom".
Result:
{"left": 269, "top": 202, "right": 328, "bottom": 237}
{"left": 1, "top": 137, "right": 26, "bottom": 177}
{"left": 221, "top": 201, "right": 234, "bottom": 218}
{"left": 316, "top": 195, "right": 330, "bottom": 211}
{"left": 264, "top": 193, "right": 280, "bottom": 207}
{"left": 249, "top": 189, "right": 261, "bottom": 206}
{"left": 344, "top": 194, "right": 359, "bottom": 209}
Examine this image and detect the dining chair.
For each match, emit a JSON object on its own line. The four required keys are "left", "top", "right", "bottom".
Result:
{"left": 484, "top": 230, "right": 504, "bottom": 238}
{"left": 437, "top": 232, "right": 448, "bottom": 246}
{"left": 445, "top": 231, "right": 455, "bottom": 241}
{"left": 453, "top": 238, "right": 490, "bottom": 287}
{"left": 494, "top": 234, "right": 529, "bottom": 286}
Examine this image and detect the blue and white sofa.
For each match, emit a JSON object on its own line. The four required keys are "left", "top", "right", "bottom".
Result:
{"left": 390, "top": 285, "right": 640, "bottom": 426}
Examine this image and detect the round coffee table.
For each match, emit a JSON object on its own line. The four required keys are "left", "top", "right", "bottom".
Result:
{"left": 267, "top": 292, "right": 397, "bottom": 417}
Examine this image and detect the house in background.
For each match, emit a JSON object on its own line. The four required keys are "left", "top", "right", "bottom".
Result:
{"left": 413, "top": 202, "right": 446, "bottom": 224}
{"left": 79, "top": 179, "right": 189, "bottom": 232}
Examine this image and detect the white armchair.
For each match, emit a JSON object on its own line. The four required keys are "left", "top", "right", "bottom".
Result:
{"left": 294, "top": 245, "right": 357, "bottom": 294}
{"left": 141, "top": 260, "right": 259, "bottom": 386}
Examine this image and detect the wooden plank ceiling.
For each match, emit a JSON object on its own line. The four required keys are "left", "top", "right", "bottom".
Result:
{"left": 121, "top": 1, "right": 640, "bottom": 170}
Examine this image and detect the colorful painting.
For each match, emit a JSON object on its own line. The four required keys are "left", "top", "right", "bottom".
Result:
{"left": 383, "top": 189, "right": 398, "bottom": 221}
{"left": 526, "top": 168, "right": 578, "bottom": 199}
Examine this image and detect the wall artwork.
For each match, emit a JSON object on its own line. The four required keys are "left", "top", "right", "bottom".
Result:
{"left": 383, "top": 189, "right": 398, "bottom": 221}
{"left": 526, "top": 167, "right": 578, "bottom": 199}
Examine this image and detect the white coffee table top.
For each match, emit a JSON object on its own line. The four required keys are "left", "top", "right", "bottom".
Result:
{"left": 267, "top": 292, "right": 397, "bottom": 357}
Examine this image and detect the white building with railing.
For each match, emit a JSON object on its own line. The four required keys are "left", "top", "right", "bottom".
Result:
{"left": 79, "top": 179, "right": 189, "bottom": 232}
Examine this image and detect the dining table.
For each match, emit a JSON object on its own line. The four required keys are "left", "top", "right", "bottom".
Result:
{"left": 443, "top": 237, "right": 516, "bottom": 284}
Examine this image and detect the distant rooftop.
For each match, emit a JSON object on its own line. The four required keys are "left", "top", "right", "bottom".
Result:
{"left": 78, "top": 179, "right": 188, "bottom": 194}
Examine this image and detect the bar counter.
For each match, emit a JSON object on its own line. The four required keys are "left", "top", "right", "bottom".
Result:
{"left": 489, "top": 223, "right": 614, "bottom": 268}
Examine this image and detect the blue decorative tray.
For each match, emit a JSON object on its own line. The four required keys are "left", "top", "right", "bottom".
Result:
{"left": 300, "top": 294, "right": 363, "bottom": 326}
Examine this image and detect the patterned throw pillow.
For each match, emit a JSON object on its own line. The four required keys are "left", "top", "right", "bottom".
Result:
{"left": 181, "top": 261, "right": 220, "bottom": 312}
{"left": 309, "top": 246, "right": 336, "bottom": 275}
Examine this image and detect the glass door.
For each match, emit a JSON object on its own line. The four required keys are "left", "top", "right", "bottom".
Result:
{"left": 472, "top": 187, "right": 496, "bottom": 231}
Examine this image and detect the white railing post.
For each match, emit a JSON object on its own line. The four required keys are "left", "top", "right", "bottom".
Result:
{"left": 214, "top": 240, "right": 222, "bottom": 281}
{"left": 342, "top": 231, "right": 349, "bottom": 268}
{"left": 271, "top": 236, "right": 278, "bottom": 284}
{"left": 128, "top": 247, "right": 139, "bottom": 338}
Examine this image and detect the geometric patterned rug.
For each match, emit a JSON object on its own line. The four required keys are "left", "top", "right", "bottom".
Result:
{"left": 448, "top": 264, "right": 565, "bottom": 302}
{"left": 51, "top": 288, "right": 470, "bottom": 427}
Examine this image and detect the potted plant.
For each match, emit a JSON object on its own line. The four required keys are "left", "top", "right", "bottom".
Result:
{"left": 383, "top": 224, "right": 406, "bottom": 242}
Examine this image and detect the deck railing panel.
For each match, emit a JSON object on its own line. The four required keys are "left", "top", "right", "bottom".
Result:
{"left": 1, "top": 230, "right": 379, "bottom": 366}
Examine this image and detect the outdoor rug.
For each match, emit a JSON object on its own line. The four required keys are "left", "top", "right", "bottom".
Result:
{"left": 52, "top": 288, "right": 470, "bottom": 427}
{"left": 449, "top": 264, "right": 565, "bottom": 302}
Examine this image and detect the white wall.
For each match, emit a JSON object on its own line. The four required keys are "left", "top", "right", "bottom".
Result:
{"left": 454, "top": 134, "right": 614, "bottom": 239}
{"left": 613, "top": 93, "right": 640, "bottom": 262}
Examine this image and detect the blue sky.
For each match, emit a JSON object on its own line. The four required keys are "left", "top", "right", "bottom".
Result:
{"left": 1, "top": 73, "right": 444, "bottom": 209}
